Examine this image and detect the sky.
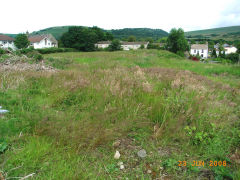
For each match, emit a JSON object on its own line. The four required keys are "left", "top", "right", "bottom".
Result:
{"left": 1, "top": 0, "right": 240, "bottom": 34}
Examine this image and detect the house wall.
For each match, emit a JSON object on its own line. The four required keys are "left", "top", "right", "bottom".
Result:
{"left": 31, "top": 38, "right": 56, "bottom": 49}
{"left": 190, "top": 48, "right": 208, "bottom": 59}
{"left": 96, "top": 44, "right": 110, "bottom": 49}
{"left": 0, "top": 40, "right": 16, "bottom": 50}
{"left": 121, "top": 44, "right": 147, "bottom": 50}
{"left": 224, "top": 47, "right": 237, "bottom": 54}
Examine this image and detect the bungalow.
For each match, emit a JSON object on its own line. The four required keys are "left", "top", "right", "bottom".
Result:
{"left": 0, "top": 34, "right": 16, "bottom": 50}
{"left": 190, "top": 44, "right": 208, "bottom": 59}
{"left": 95, "top": 41, "right": 111, "bottom": 49}
{"left": 224, "top": 46, "right": 237, "bottom": 54}
{"left": 28, "top": 34, "right": 58, "bottom": 49}
{"left": 95, "top": 41, "right": 149, "bottom": 50}
{"left": 121, "top": 42, "right": 149, "bottom": 50}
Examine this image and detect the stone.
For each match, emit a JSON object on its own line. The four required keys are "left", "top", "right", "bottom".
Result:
{"left": 147, "top": 169, "right": 152, "bottom": 174}
{"left": 117, "top": 161, "right": 123, "bottom": 166}
{"left": 113, "top": 140, "right": 121, "bottom": 148}
{"left": 114, "top": 150, "right": 120, "bottom": 159}
{"left": 137, "top": 149, "right": 147, "bottom": 158}
{"left": 120, "top": 165, "right": 124, "bottom": 170}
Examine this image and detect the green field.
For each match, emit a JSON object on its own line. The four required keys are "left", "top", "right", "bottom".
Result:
{"left": 185, "top": 26, "right": 240, "bottom": 41}
{"left": 0, "top": 50, "right": 240, "bottom": 179}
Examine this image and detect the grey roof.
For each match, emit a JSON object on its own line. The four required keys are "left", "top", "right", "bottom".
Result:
{"left": 96, "top": 41, "right": 111, "bottom": 44}
{"left": 121, "top": 41, "right": 148, "bottom": 45}
{"left": 191, "top": 44, "right": 208, "bottom": 50}
{"left": 28, "top": 34, "right": 57, "bottom": 44}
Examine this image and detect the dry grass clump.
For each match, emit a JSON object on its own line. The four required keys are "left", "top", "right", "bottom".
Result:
{"left": 95, "top": 66, "right": 153, "bottom": 97}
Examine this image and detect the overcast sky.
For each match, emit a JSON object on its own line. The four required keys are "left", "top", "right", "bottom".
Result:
{"left": 1, "top": 0, "right": 240, "bottom": 34}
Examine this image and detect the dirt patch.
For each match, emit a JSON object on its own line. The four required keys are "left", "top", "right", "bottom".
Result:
{"left": 0, "top": 62, "right": 56, "bottom": 72}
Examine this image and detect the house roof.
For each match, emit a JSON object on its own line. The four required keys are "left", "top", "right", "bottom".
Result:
{"left": 96, "top": 41, "right": 111, "bottom": 44}
{"left": 191, "top": 44, "right": 208, "bottom": 50}
{"left": 28, "top": 35, "right": 45, "bottom": 43}
{"left": 28, "top": 34, "right": 57, "bottom": 43}
{"left": 0, "top": 34, "right": 14, "bottom": 41}
{"left": 121, "top": 41, "right": 148, "bottom": 45}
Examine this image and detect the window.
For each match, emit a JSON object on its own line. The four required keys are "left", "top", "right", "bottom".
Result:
{"left": 201, "top": 54, "right": 203, "bottom": 57}
{"left": 194, "top": 50, "right": 196, "bottom": 53}
{"left": 45, "top": 38, "right": 47, "bottom": 45}
{"left": 202, "top": 49, "right": 204, "bottom": 53}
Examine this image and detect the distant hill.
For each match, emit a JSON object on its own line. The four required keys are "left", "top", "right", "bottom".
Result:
{"left": 109, "top": 28, "right": 168, "bottom": 40}
{"left": 31, "top": 26, "right": 71, "bottom": 40}
{"left": 185, "top": 26, "right": 240, "bottom": 41}
{"left": 30, "top": 26, "right": 168, "bottom": 40}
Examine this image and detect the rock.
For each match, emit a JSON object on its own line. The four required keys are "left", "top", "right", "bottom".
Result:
{"left": 120, "top": 165, "right": 124, "bottom": 170}
{"left": 117, "top": 161, "right": 123, "bottom": 166}
{"left": 113, "top": 140, "right": 121, "bottom": 148}
{"left": 0, "top": 106, "right": 9, "bottom": 114}
{"left": 137, "top": 149, "right": 147, "bottom": 158}
{"left": 114, "top": 150, "right": 120, "bottom": 159}
{"left": 147, "top": 169, "right": 152, "bottom": 174}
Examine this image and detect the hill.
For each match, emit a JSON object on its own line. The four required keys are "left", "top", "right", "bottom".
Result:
{"left": 185, "top": 25, "right": 240, "bottom": 41}
{"left": 31, "top": 26, "right": 169, "bottom": 40}
{"left": 109, "top": 28, "right": 168, "bottom": 40}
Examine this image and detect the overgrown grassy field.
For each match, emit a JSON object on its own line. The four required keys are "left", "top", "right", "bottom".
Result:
{"left": 0, "top": 50, "right": 240, "bottom": 179}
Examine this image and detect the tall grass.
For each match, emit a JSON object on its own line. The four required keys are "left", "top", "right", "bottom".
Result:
{"left": 0, "top": 50, "right": 239, "bottom": 179}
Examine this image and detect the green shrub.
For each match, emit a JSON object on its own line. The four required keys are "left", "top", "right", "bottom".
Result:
{"left": 225, "top": 53, "right": 239, "bottom": 63}
{"left": 37, "top": 47, "right": 77, "bottom": 54}
{"left": 0, "top": 48, "right": 6, "bottom": 55}
{"left": 26, "top": 51, "right": 43, "bottom": 62}
{"left": 20, "top": 47, "right": 35, "bottom": 54}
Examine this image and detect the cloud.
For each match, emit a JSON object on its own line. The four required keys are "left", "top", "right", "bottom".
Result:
{"left": 214, "top": 0, "right": 240, "bottom": 27}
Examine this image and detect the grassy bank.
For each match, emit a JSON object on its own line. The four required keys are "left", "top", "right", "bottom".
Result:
{"left": 0, "top": 50, "right": 240, "bottom": 179}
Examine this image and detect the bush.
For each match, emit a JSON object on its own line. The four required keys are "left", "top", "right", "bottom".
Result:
{"left": 225, "top": 53, "right": 239, "bottom": 63}
{"left": 214, "top": 57, "right": 232, "bottom": 64}
{"left": 20, "top": 47, "right": 35, "bottom": 54}
{"left": 26, "top": 51, "right": 43, "bottom": 62}
{"left": 0, "top": 48, "right": 6, "bottom": 56}
{"left": 176, "top": 51, "right": 185, "bottom": 57}
{"left": 37, "top": 47, "right": 77, "bottom": 54}
{"left": 147, "top": 43, "right": 161, "bottom": 50}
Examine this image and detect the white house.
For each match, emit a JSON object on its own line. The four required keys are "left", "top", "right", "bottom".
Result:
{"left": 121, "top": 42, "right": 149, "bottom": 50}
{"left": 28, "top": 34, "right": 58, "bottom": 49}
{"left": 224, "top": 46, "right": 237, "bottom": 54}
{"left": 190, "top": 44, "right": 208, "bottom": 59}
{"left": 0, "top": 34, "right": 16, "bottom": 50}
{"left": 95, "top": 41, "right": 111, "bottom": 49}
{"left": 95, "top": 41, "right": 149, "bottom": 50}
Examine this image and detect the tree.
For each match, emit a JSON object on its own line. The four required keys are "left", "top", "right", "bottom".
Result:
{"left": 167, "top": 28, "right": 189, "bottom": 54}
{"left": 61, "top": 26, "right": 113, "bottom": 51}
{"left": 237, "top": 42, "right": 240, "bottom": 54}
{"left": 212, "top": 49, "right": 217, "bottom": 58}
{"left": 127, "top": 35, "right": 136, "bottom": 42}
{"left": 108, "top": 39, "right": 121, "bottom": 51}
{"left": 218, "top": 45, "right": 225, "bottom": 58}
{"left": 14, "top": 34, "right": 30, "bottom": 49}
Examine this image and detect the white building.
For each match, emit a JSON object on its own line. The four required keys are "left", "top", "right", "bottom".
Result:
{"left": 0, "top": 34, "right": 16, "bottom": 50}
{"left": 190, "top": 44, "right": 208, "bottom": 59}
{"left": 95, "top": 41, "right": 149, "bottom": 50}
{"left": 95, "top": 41, "right": 111, "bottom": 49}
{"left": 224, "top": 46, "right": 237, "bottom": 54}
{"left": 121, "top": 42, "right": 149, "bottom": 50}
{"left": 28, "top": 34, "right": 58, "bottom": 49}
